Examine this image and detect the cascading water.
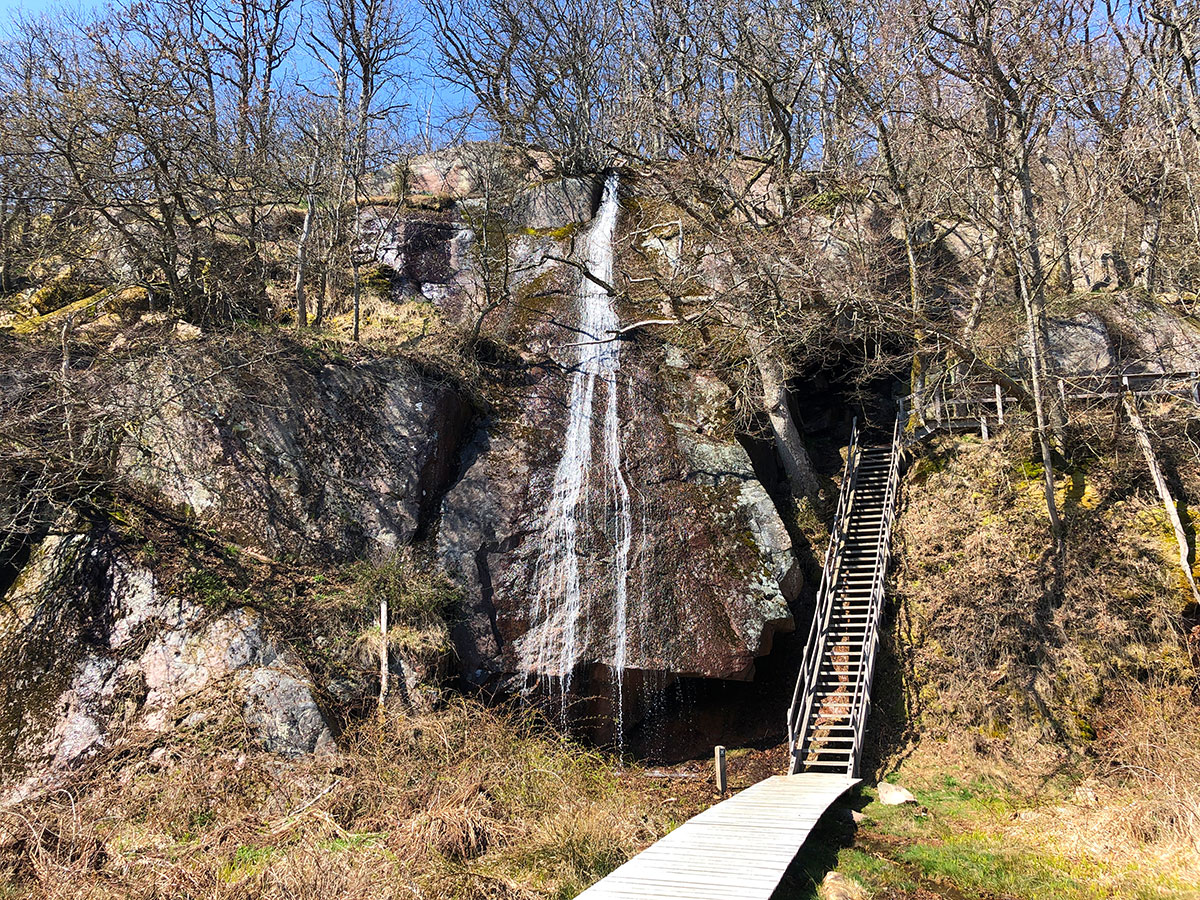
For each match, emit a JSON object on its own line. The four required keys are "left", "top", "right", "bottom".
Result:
{"left": 521, "top": 174, "right": 634, "bottom": 741}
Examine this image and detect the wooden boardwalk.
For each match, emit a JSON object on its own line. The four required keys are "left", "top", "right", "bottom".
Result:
{"left": 575, "top": 773, "right": 857, "bottom": 899}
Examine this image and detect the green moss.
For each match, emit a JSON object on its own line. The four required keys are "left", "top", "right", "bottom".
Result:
{"left": 802, "top": 184, "right": 868, "bottom": 213}
{"left": 522, "top": 223, "right": 581, "bottom": 241}
{"left": 219, "top": 845, "right": 276, "bottom": 882}
{"left": 362, "top": 265, "right": 394, "bottom": 298}
{"left": 1075, "top": 713, "right": 1097, "bottom": 741}
{"left": 11, "top": 287, "right": 112, "bottom": 334}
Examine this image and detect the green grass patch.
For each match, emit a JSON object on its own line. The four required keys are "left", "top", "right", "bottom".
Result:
{"left": 899, "top": 838, "right": 1100, "bottom": 899}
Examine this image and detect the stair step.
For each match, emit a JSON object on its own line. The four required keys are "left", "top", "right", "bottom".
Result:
{"left": 804, "top": 737, "right": 857, "bottom": 747}
{"left": 799, "top": 747, "right": 854, "bottom": 758}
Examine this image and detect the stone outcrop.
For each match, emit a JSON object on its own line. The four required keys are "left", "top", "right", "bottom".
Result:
{"left": 403, "top": 143, "right": 557, "bottom": 199}
{"left": 358, "top": 206, "right": 481, "bottom": 306}
{"left": 438, "top": 334, "right": 799, "bottom": 685}
{"left": 1098, "top": 293, "right": 1200, "bottom": 372}
{"left": 1047, "top": 312, "right": 1117, "bottom": 373}
{"left": 509, "top": 177, "right": 598, "bottom": 230}
{"left": 1032, "top": 297, "right": 1200, "bottom": 376}
{"left": 113, "top": 348, "right": 471, "bottom": 563}
{"left": 0, "top": 529, "right": 333, "bottom": 800}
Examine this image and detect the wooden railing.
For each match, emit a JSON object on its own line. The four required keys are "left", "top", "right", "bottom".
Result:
{"left": 898, "top": 369, "right": 1200, "bottom": 440}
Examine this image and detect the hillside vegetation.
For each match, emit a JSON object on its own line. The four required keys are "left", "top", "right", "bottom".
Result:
{"left": 3, "top": 0, "right": 1200, "bottom": 897}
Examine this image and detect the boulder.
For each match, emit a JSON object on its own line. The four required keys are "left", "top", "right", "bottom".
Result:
{"left": 0, "top": 530, "right": 333, "bottom": 799}
{"left": 877, "top": 781, "right": 917, "bottom": 805}
{"left": 1047, "top": 312, "right": 1117, "bottom": 373}
{"left": 1100, "top": 292, "right": 1200, "bottom": 373}
{"left": 113, "top": 345, "right": 471, "bottom": 563}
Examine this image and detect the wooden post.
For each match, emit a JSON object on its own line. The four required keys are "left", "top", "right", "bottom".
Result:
{"left": 378, "top": 598, "right": 389, "bottom": 718}
{"left": 1058, "top": 378, "right": 1067, "bottom": 408}
{"left": 714, "top": 746, "right": 727, "bottom": 796}
{"left": 1191, "top": 372, "right": 1198, "bottom": 405}
{"left": 981, "top": 416, "right": 989, "bottom": 440}
{"left": 995, "top": 383, "right": 1004, "bottom": 425}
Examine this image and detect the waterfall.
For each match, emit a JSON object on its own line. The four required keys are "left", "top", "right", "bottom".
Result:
{"left": 522, "top": 174, "right": 633, "bottom": 739}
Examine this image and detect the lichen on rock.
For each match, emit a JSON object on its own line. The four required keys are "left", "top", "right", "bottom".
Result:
{"left": 0, "top": 528, "right": 334, "bottom": 801}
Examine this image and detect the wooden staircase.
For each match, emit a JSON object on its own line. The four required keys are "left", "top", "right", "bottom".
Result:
{"left": 787, "top": 418, "right": 901, "bottom": 776}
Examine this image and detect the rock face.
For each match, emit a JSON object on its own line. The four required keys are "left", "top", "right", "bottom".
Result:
{"left": 372, "top": 176, "right": 803, "bottom": 695}
{"left": 114, "top": 348, "right": 471, "bottom": 563}
{"left": 359, "top": 206, "right": 480, "bottom": 303}
{"left": 1099, "top": 293, "right": 1200, "bottom": 372}
{"left": 509, "top": 177, "right": 598, "bottom": 230}
{"left": 404, "top": 143, "right": 558, "bottom": 199}
{"left": 1047, "top": 312, "right": 1117, "bottom": 373}
{"left": 439, "top": 334, "right": 799, "bottom": 686}
{"left": 0, "top": 529, "right": 333, "bottom": 799}
{"left": 1038, "top": 296, "right": 1200, "bottom": 376}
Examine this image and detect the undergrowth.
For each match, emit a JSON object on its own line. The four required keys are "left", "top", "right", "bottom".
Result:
{"left": 0, "top": 701, "right": 669, "bottom": 900}
{"left": 872, "top": 406, "right": 1200, "bottom": 887}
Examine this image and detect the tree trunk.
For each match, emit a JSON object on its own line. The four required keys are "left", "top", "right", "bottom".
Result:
{"left": 1124, "top": 392, "right": 1200, "bottom": 605}
{"left": 0, "top": 189, "right": 10, "bottom": 295}
{"left": 295, "top": 169, "right": 316, "bottom": 328}
{"left": 378, "top": 598, "right": 389, "bottom": 718}
{"left": 1134, "top": 183, "right": 1164, "bottom": 293}
{"left": 1013, "top": 158, "right": 1065, "bottom": 444}
{"left": 1018, "top": 255, "right": 1063, "bottom": 549}
{"left": 747, "top": 330, "right": 820, "bottom": 499}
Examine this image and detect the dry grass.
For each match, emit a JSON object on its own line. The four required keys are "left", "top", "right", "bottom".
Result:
{"left": 887, "top": 407, "right": 1200, "bottom": 879}
{"left": 0, "top": 699, "right": 670, "bottom": 900}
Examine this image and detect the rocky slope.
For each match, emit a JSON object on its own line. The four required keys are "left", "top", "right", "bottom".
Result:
{"left": 0, "top": 155, "right": 807, "bottom": 787}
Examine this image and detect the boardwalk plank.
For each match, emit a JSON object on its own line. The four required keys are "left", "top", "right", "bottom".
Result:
{"left": 574, "top": 774, "right": 857, "bottom": 899}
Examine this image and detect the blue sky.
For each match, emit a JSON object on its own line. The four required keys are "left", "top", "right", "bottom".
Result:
{"left": 0, "top": 0, "right": 475, "bottom": 143}
{"left": 2, "top": 0, "right": 100, "bottom": 27}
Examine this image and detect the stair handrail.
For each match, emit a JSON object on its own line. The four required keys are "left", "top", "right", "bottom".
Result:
{"left": 787, "top": 417, "right": 860, "bottom": 773}
{"left": 844, "top": 415, "right": 902, "bottom": 775}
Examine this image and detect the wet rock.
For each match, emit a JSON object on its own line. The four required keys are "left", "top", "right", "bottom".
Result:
{"left": 113, "top": 345, "right": 471, "bottom": 563}
{"left": 359, "top": 208, "right": 478, "bottom": 293}
{"left": 438, "top": 336, "right": 798, "bottom": 686}
{"left": 877, "top": 781, "right": 917, "bottom": 805}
